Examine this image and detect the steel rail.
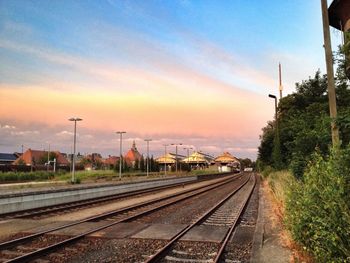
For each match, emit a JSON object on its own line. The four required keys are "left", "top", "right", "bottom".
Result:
{"left": 1, "top": 174, "right": 244, "bottom": 262}
{"left": 144, "top": 173, "right": 253, "bottom": 263}
{"left": 0, "top": 174, "right": 232, "bottom": 220}
{"left": 213, "top": 173, "right": 257, "bottom": 263}
{"left": 0, "top": 174, "right": 240, "bottom": 250}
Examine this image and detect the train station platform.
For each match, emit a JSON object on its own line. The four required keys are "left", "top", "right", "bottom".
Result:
{"left": 251, "top": 181, "right": 292, "bottom": 263}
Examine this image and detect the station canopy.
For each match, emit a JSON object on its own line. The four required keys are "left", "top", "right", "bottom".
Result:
{"left": 214, "top": 152, "right": 240, "bottom": 164}
{"left": 155, "top": 153, "right": 177, "bottom": 164}
{"left": 182, "top": 151, "right": 210, "bottom": 164}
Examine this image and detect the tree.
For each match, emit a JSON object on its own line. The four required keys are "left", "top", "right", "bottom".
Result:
{"left": 257, "top": 60, "right": 350, "bottom": 177}
{"left": 140, "top": 155, "right": 145, "bottom": 172}
{"left": 17, "top": 158, "right": 25, "bottom": 165}
{"left": 123, "top": 159, "right": 129, "bottom": 172}
{"left": 134, "top": 159, "right": 140, "bottom": 171}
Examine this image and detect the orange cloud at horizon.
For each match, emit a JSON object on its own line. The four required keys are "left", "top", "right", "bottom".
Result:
{"left": 0, "top": 82, "right": 272, "bottom": 139}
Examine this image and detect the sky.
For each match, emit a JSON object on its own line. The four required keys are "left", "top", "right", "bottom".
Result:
{"left": 0, "top": 0, "right": 344, "bottom": 160}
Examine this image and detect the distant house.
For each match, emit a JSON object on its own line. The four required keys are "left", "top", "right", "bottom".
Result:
{"left": 104, "top": 155, "right": 119, "bottom": 168}
{"left": 124, "top": 141, "right": 142, "bottom": 167}
{"left": 66, "top": 153, "right": 84, "bottom": 164}
{"left": 13, "top": 149, "right": 69, "bottom": 166}
{"left": 0, "top": 153, "right": 18, "bottom": 165}
{"left": 82, "top": 153, "right": 103, "bottom": 170}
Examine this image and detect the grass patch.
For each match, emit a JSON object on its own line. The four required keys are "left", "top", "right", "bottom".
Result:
{"left": 265, "top": 170, "right": 295, "bottom": 209}
{"left": 0, "top": 171, "right": 65, "bottom": 183}
{"left": 0, "top": 167, "right": 222, "bottom": 184}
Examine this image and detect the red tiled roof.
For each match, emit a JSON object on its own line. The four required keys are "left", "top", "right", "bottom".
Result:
{"left": 104, "top": 156, "right": 119, "bottom": 165}
{"left": 13, "top": 149, "right": 69, "bottom": 165}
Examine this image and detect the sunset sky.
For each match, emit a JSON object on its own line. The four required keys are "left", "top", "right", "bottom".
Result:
{"left": 0, "top": 0, "right": 343, "bottom": 159}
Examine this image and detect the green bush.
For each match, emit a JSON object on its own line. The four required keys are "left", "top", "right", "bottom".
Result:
{"left": 290, "top": 152, "right": 308, "bottom": 179}
{"left": 285, "top": 146, "right": 350, "bottom": 262}
{"left": 0, "top": 171, "right": 67, "bottom": 182}
{"left": 261, "top": 165, "right": 274, "bottom": 178}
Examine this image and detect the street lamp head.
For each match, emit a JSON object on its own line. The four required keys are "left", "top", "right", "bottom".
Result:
{"left": 69, "top": 117, "right": 83, "bottom": 121}
{"left": 116, "top": 131, "right": 126, "bottom": 134}
{"left": 144, "top": 139, "right": 152, "bottom": 142}
{"left": 268, "top": 94, "right": 276, "bottom": 99}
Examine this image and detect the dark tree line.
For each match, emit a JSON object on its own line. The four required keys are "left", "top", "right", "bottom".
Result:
{"left": 114, "top": 155, "right": 160, "bottom": 173}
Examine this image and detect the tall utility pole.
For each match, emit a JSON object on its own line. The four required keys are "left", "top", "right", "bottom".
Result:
{"left": 268, "top": 94, "right": 282, "bottom": 168}
{"left": 279, "top": 63, "right": 283, "bottom": 99}
{"left": 144, "top": 139, "right": 152, "bottom": 177}
{"left": 69, "top": 117, "right": 82, "bottom": 183}
{"left": 321, "top": 0, "right": 339, "bottom": 145}
{"left": 116, "top": 131, "right": 126, "bottom": 180}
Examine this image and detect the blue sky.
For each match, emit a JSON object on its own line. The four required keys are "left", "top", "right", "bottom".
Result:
{"left": 0, "top": 0, "right": 343, "bottom": 159}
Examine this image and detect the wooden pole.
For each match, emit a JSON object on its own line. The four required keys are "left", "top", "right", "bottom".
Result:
{"left": 321, "top": 0, "right": 339, "bottom": 145}
{"left": 279, "top": 63, "right": 283, "bottom": 99}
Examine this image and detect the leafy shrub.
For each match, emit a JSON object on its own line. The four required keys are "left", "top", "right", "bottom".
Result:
{"left": 261, "top": 165, "right": 274, "bottom": 178}
{"left": 0, "top": 171, "right": 63, "bottom": 182}
{"left": 290, "top": 152, "right": 308, "bottom": 179}
{"left": 285, "top": 146, "right": 350, "bottom": 262}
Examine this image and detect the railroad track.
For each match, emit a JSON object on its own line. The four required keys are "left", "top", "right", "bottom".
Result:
{"left": 143, "top": 173, "right": 256, "bottom": 263}
{"left": 0, "top": 173, "right": 245, "bottom": 263}
{"left": 0, "top": 176, "right": 227, "bottom": 220}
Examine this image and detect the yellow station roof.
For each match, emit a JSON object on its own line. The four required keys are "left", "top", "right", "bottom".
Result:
{"left": 155, "top": 153, "right": 176, "bottom": 164}
{"left": 182, "top": 151, "right": 208, "bottom": 163}
{"left": 214, "top": 152, "right": 239, "bottom": 163}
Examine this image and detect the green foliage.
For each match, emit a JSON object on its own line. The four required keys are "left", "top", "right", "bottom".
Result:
{"left": 134, "top": 158, "right": 140, "bottom": 170}
{"left": 258, "top": 54, "right": 350, "bottom": 175}
{"left": 289, "top": 152, "right": 308, "bottom": 179}
{"left": 337, "top": 109, "right": 350, "bottom": 146}
{"left": 0, "top": 171, "right": 63, "bottom": 182}
{"left": 38, "top": 152, "right": 58, "bottom": 165}
{"left": 238, "top": 158, "right": 255, "bottom": 169}
{"left": 261, "top": 165, "right": 274, "bottom": 178}
{"left": 285, "top": 147, "right": 350, "bottom": 261}
{"left": 140, "top": 156, "right": 145, "bottom": 172}
{"left": 258, "top": 122, "right": 274, "bottom": 167}
{"left": 272, "top": 130, "right": 283, "bottom": 169}
{"left": 16, "top": 158, "right": 25, "bottom": 165}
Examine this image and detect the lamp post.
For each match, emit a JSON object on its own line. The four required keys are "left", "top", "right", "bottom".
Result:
{"left": 171, "top": 143, "right": 182, "bottom": 173}
{"left": 163, "top": 144, "right": 168, "bottom": 176}
{"left": 268, "top": 94, "right": 281, "bottom": 168}
{"left": 116, "top": 131, "right": 126, "bottom": 180}
{"left": 69, "top": 117, "right": 82, "bottom": 183}
{"left": 183, "top": 147, "right": 193, "bottom": 171}
{"left": 268, "top": 94, "right": 277, "bottom": 121}
{"left": 144, "top": 139, "right": 152, "bottom": 177}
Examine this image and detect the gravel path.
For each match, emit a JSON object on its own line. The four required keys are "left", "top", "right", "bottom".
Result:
{"left": 133, "top": 176, "right": 247, "bottom": 225}
{"left": 67, "top": 238, "right": 168, "bottom": 263}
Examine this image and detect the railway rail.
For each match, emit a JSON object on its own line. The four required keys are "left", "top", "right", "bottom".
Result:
{"left": 0, "top": 175, "right": 228, "bottom": 220}
{"left": 0, "top": 173, "right": 246, "bottom": 263}
{"left": 144, "top": 173, "right": 256, "bottom": 263}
